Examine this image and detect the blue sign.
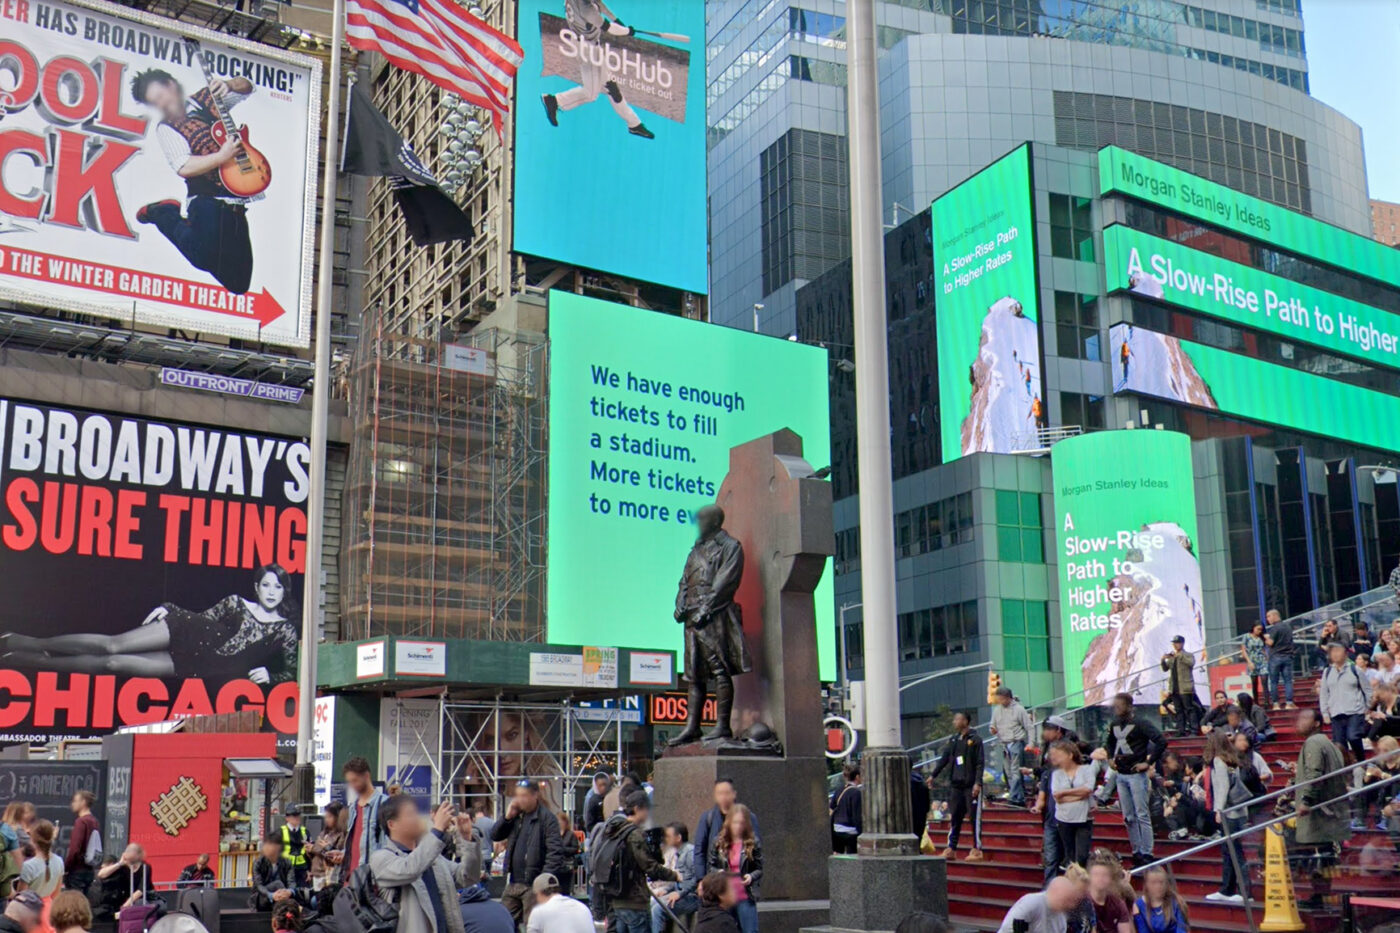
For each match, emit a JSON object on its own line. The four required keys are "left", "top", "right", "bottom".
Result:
{"left": 573, "top": 695, "right": 644, "bottom": 724}
{"left": 385, "top": 765, "right": 434, "bottom": 810}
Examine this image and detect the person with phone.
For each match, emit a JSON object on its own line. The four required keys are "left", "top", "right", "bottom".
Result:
{"left": 368, "top": 796, "right": 465, "bottom": 933}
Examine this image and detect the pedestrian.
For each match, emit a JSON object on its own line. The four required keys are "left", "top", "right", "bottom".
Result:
{"left": 1221, "top": 706, "right": 1256, "bottom": 747}
{"left": 929, "top": 710, "right": 985, "bottom": 862}
{"left": 1032, "top": 715, "right": 1084, "bottom": 885}
{"left": 342, "top": 756, "right": 390, "bottom": 873}
{"left": 1132, "top": 866, "right": 1188, "bottom": 933}
{"left": 708, "top": 804, "right": 761, "bottom": 933}
{"left": 910, "top": 764, "right": 931, "bottom": 839}
{"left": 991, "top": 687, "right": 1034, "bottom": 806}
{"left": 692, "top": 779, "right": 760, "bottom": 893}
{"left": 63, "top": 791, "right": 100, "bottom": 896}
{"left": 492, "top": 780, "right": 567, "bottom": 927}
{"left": 1091, "top": 693, "right": 1165, "bottom": 867}
{"left": 1320, "top": 641, "right": 1372, "bottom": 762}
{"left": 177, "top": 854, "right": 216, "bottom": 888}
{"left": 1315, "top": 620, "right": 1351, "bottom": 668}
{"left": 306, "top": 802, "right": 346, "bottom": 889}
{"left": 368, "top": 797, "right": 464, "bottom": 933}
{"left": 0, "top": 891, "right": 43, "bottom": 933}
{"left": 598, "top": 790, "right": 677, "bottom": 933}
{"left": 3, "top": 804, "right": 35, "bottom": 852}
{"left": 1050, "top": 740, "right": 1095, "bottom": 870}
{"left": 1370, "top": 652, "right": 1400, "bottom": 690}
{"left": 459, "top": 876, "right": 515, "bottom": 933}
{"left": 93, "top": 845, "right": 153, "bottom": 918}
{"left": 829, "top": 762, "right": 862, "bottom": 854}
{"left": 48, "top": 891, "right": 91, "bottom": 933}
{"left": 1085, "top": 851, "right": 1132, "bottom": 933}
{"left": 604, "top": 773, "right": 640, "bottom": 822}
{"left": 692, "top": 873, "right": 741, "bottom": 933}
{"left": 1352, "top": 621, "right": 1375, "bottom": 661}
{"left": 471, "top": 807, "right": 495, "bottom": 868}
{"left": 1198, "top": 692, "right": 1230, "bottom": 735}
{"left": 250, "top": 834, "right": 296, "bottom": 911}
{"left": 1263, "top": 609, "right": 1296, "bottom": 709}
{"left": 995, "top": 877, "right": 1081, "bottom": 933}
{"left": 1231, "top": 731, "right": 1272, "bottom": 790}
{"left": 1366, "top": 680, "right": 1400, "bottom": 741}
{"left": 524, "top": 872, "right": 591, "bottom": 933}
{"left": 1239, "top": 623, "right": 1268, "bottom": 705}
{"left": 1202, "top": 732, "right": 1249, "bottom": 903}
{"left": 1355, "top": 736, "right": 1400, "bottom": 831}
{"left": 1293, "top": 708, "right": 1349, "bottom": 910}
{"left": 583, "top": 773, "right": 612, "bottom": 833}
{"left": 280, "top": 806, "right": 310, "bottom": 888}
{"left": 555, "top": 813, "right": 580, "bottom": 896}
{"left": 651, "top": 823, "right": 696, "bottom": 933}
{"left": 1160, "top": 637, "right": 1202, "bottom": 736}
{"left": 1236, "top": 694, "right": 1273, "bottom": 743}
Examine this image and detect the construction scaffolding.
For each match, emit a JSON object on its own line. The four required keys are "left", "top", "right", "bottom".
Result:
{"left": 342, "top": 306, "right": 546, "bottom": 642}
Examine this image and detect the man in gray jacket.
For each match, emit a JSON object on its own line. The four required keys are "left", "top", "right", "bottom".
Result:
{"left": 369, "top": 796, "right": 466, "bottom": 933}
{"left": 1319, "top": 642, "right": 1373, "bottom": 762}
{"left": 990, "top": 687, "right": 1034, "bottom": 806}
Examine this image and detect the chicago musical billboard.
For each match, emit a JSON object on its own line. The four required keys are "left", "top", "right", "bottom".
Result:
{"left": 0, "top": 0, "right": 320, "bottom": 346}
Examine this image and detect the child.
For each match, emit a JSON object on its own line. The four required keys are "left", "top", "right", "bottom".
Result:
{"left": 1134, "top": 866, "right": 1189, "bottom": 933}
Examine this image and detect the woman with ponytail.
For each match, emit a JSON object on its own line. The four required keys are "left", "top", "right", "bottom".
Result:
{"left": 17, "top": 821, "right": 64, "bottom": 933}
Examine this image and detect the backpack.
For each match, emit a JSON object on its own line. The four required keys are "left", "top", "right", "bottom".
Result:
{"left": 1225, "top": 765, "right": 1255, "bottom": 808}
{"left": 85, "top": 826, "right": 105, "bottom": 868}
{"left": 332, "top": 862, "right": 399, "bottom": 933}
{"left": 587, "top": 822, "right": 637, "bottom": 899}
{"left": 0, "top": 824, "right": 19, "bottom": 898}
{"left": 1240, "top": 762, "right": 1268, "bottom": 798}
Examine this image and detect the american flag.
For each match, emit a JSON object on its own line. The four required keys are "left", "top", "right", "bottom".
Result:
{"left": 345, "top": 0, "right": 524, "bottom": 135}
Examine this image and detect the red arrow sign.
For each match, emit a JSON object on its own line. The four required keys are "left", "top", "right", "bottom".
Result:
{"left": 0, "top": 244, "right": 287, "bottom": 327}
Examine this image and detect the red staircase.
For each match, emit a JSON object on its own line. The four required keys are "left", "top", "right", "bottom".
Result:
{"left": 942, "top": 674, "right": 1393, "bottom": 931}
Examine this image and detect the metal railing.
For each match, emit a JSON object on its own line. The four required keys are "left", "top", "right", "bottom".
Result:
{"left": 908, "top": 585, "right": 1399, "bottom": 771}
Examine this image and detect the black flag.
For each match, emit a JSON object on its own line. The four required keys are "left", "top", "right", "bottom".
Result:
{"left": 341, "top": 83, "right": 474, "bottom": 247}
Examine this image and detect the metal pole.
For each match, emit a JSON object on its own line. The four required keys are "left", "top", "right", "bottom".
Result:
{"left": 295, "top": 0, "right": 345, "bottom": 781}
{"left": 846, "top": 0, "right": 913, "bottom": 853}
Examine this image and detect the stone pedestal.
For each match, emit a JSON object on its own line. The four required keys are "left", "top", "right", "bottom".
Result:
{"left": 801, "top": 855, "right": 947, "bottom": 933}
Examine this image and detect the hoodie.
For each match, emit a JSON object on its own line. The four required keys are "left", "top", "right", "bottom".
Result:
{"left": 458, "top": 884, "right": 514, "bottom": 933}
{"left": 601, "top": 814, "right": 675, "bottom": 911}
{"left": 692, "top": 905, "right": 741, "bottom": 933}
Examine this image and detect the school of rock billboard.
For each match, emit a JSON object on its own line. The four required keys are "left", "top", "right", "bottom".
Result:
{"left": 0, "top": 0, "right": 321, "bottom": 347}
{"left": 0, "top": 399, "right": 308, "bottom": 742}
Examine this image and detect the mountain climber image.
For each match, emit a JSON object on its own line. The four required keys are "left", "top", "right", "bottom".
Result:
{"left": 1029, "top": 393, "right": 1044, "bottom": 428}
{"left": 1120, "top": 338, "right": 1134, "bottom": 383}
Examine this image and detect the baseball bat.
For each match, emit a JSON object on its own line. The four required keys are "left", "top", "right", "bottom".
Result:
{"left": 635, "top": 28, "right": 691, "bottom": 43}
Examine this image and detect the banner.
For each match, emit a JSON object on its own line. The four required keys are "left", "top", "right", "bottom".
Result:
{"left": 513, "top": 0, "right": 706, "bottom": 293}
{"left": 932, "top": 144, "right": 1042, "bottom": 460}
{"left": 1104, "top": 226, "right": 1400, "bottom": 370}
{"left": 545, "top": 291, "right": 834, "bottom": 678}
{"left": 0, "top": 399, "right": 308, "bottom": 741}
{"left": 0, "top": 0, "right": 320, "bottom": 347}
{"left": 1052, "top": 430, "right": 1206, "bottom": 705}
{"left": 1109, "top": 322, "right": 1400, "bottom": 454}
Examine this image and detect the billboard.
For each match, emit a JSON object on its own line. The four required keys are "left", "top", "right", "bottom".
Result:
{"left": 1109, "top": 322, "right": 1400, "bottom": 454}
{"left": 932, "top": 144, "right": 1042, "bottom": 461}
{"left": 0, "top": 399, "right": 308, "bottom": 741}
{"left": 513, "top": 0, "right": 706, "bottom": 293}
{"left": 1099, "top": 146, "right": 1400, "bottom": 287}
{"left": 1051, "top": 430, "right": 1206, "bottom": 705}
{"left": 1104, "top": 226, "right": 1400, "bottom": 371}
{"left": 0, "top": 0, "right": 320, "bottom": 347}
{"left": 546, "top": 291, "right": 834, "bottom": 678}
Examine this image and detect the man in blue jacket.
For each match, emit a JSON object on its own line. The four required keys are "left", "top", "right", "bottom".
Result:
{"left": 689, "top": 779, "right": 759, "bottom": 895}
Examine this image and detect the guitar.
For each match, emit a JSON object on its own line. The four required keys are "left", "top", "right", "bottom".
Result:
{"left": 185, "top": 40, "right": 272, "bottom": 198}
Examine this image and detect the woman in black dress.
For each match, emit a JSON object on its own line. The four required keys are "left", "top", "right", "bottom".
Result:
{"left": 1, "top": 564, "right": 299, "bottom": 684}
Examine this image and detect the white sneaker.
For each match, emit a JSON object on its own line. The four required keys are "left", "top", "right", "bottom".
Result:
{"left": 1205, "top": 892, "right": 1243, "bottom": 903}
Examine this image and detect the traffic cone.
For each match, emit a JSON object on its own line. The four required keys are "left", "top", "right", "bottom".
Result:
{"left": 1260, "top": 822, "right": 1304, "bottom": 931}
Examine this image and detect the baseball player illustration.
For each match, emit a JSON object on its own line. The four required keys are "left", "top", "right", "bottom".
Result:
{"left": 541, "top": 0, "right": 654, "bottom": 138}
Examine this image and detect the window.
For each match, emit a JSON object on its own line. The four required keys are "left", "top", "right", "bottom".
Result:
{"left": 844, "top": 622, "right": 864, "bottom": 671}
{"left": 996, "top": 490, "right": 1044, "bottom": 563}
{"left": 1001, "top": 600, "right": 1050, "bottom": 671}
{"left": 759, "top": 130, "right": 850, "bottom": 294}
{"left": 1054, "top": 291, "right": 1100, "bottom": 361}
{"left": 887, "top": 491, "right": 975, "bottom": 558}
{"left": 788, "top": 55, "right": 848, "bottom": 87}
{"left": 1059, "top": 392, "right": 1106, "bottom": 431}
{"left": 896, "top": 600, "right": 980, "bottom": 659}
{"left": 1048, "top": 193, "right": 1095, "bottom": 262}
{"left": 835, "top": 527, "right": 861, "bottom": 574}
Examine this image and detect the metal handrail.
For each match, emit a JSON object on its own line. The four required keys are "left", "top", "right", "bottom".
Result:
{"left": 1222, "top": 743, "right": 1400, "bottom": 818}
{"left": 907, "top": 587, "right": 1398, "bottom": 766}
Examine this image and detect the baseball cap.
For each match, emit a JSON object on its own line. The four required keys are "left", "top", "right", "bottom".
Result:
{"left": 11, "top": 891, "right": 42, "bottom": 915}
{"left": 1045, "top": 715, "right": 1073, "bottom": 732}
{"left": 1171, "top": 635, "right": 1185, "bottom": 644}
{"left": 531, "top": 873, "right": 560, "bottom": 895}
{"left": 285, "top": 804, "right": 302, "bottom": 817}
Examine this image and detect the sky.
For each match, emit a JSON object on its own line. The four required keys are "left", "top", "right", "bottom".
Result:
{"left": 1303, "top": 0, "right": 1400, "bottom": 202}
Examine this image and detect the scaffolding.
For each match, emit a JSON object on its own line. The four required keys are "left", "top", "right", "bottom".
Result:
{"left": 342, "top": 305, "right": 546, "bottom": 642}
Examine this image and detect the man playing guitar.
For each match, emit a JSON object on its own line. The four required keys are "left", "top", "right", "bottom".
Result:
{"left": 131, "top": 69, "right": 258, "bottom": 294}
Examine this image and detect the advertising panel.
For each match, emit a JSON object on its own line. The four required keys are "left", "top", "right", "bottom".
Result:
{"left": 513, "top": 0, "right": 706, "bottom": 293}
{"left": 1051, "top": 430, "right": 1206, "bottom": 705}
{"left": 932, "top": 145, "right": 1042, "bottom": 461}
{"left": 1109, "top": 322, "right": 1400, "bottom": 454}
{"left": 0, "top": 0, "right": 320, "bottom": 346}
{"left": 1099, "top": 146, "right": 1400, "bottom": 287}
{"left": 1104, "top": 226, "right": 1400, "bottom": 370}
{"left": 0, "top": 399, "right": 308, "bottom": 741}
{"left": 546, "top": 291, "right": 834, "bottom": 678}
{"left": 0, "top": 762, "right": 106, "bottom": 858}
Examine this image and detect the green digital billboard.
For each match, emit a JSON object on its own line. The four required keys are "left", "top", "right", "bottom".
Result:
{"left": 1110, "top": 323, "right": 1400, "bottom": 454}
{"left": 1104, "top": 226, "right": 1400, "bottom": 370}
{"left": 1052, "top": 430, "right": 1205, "bottom": 706}
{"left": 933, "top": 144, "right": 1042, "bottom": 461}
{"left": 1099, "top": 146, "right": 1400, "bottom": 288}
{"left": 546, "top": 292, "right": 835, "bottom": 679}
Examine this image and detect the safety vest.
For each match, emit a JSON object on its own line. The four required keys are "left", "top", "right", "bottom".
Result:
{"left": 281, "top": 824, "right": 308, "bottom": 867}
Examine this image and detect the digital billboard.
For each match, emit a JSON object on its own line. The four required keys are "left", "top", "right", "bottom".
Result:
{"left": 0, "top": 400, "right": 308, "bottom": 742}
{"left": 513, "top": 0, "right": 706, "bottom": 294}
{"left": 546, "top": 292, "right": 833, "bottom": 678}
{"left": 1099, "top": 146, "right": 1400, "bottom": 287}
{"left": 1052, "top": 430, "right": 1206, "bottom": 705}
{"left": 0, "top": 0, "right": 321, "bottom": 347}
{"left": 1104, "top": 226, "right": 1400, "bottom": 371}
{"left": 933, "top": 144, "right": 1042, "bottom": 461}
{"left": 1110, "top": 322, "right": 1400, "bottom": 454}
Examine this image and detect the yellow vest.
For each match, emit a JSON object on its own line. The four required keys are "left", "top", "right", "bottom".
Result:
{"left": 281, "top": 824, "right": 307, "bottom": 867}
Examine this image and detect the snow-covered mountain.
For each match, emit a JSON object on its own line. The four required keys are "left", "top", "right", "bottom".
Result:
{"left": 961, "top": 296, "right": 1042, "bottom": 455}
{"left": 1110, "top": 326, "right": 1218, "bottom": 409}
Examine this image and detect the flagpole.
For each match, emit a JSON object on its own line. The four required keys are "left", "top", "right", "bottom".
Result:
{"left": 294, "top": 0, "right": 347, "bottom": 796}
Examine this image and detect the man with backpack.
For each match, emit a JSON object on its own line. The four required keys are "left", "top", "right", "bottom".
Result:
{"left": 1320, "top": 641, "right": 1373, "bottom": 762}
{"left": 491, "top": 780, "right": 567, "bottom": 927}
{"left": 64, "top": 790, "right": 101, "bottom": 895}
{"left": 366, "top": 796, "right": 464, "bottom": 933}
{"left": 592, "top": 790, "right": 677, "bottom": 933}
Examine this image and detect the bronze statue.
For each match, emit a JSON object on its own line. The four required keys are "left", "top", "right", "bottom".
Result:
{"left": 668, "top": 504, "right": 752, "bottom": 746}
